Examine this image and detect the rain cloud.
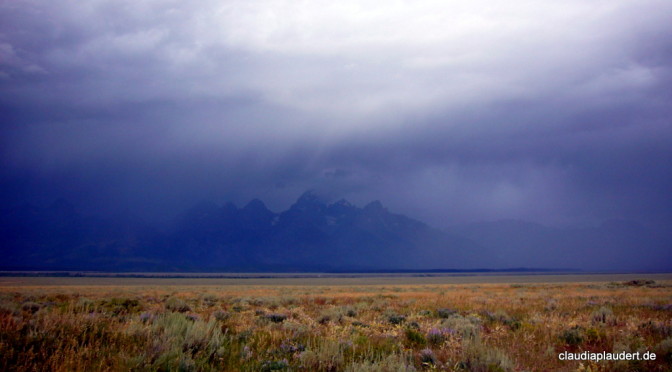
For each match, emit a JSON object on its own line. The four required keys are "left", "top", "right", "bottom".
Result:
{"left": 1, "top": 0, "right": 671, "bottom": 229}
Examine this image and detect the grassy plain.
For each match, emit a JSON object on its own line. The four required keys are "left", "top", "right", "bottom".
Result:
{"left": 1, "top": 273, "right": 671, "bottom": 371}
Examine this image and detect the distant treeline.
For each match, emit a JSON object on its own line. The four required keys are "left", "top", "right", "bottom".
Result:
{"left": 0, "top": 268, "right": 574, "bottom": 279}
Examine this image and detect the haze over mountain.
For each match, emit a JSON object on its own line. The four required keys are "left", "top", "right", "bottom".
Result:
{"left": 451, "top": 219, "right": 672, "bottom": 272}
{"left": 1, "top": 191, "right": 669, "bottom": 272}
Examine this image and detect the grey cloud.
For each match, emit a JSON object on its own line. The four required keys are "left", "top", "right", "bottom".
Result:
{"left": 1, "top": 0, "right": 671, "bottom": 231}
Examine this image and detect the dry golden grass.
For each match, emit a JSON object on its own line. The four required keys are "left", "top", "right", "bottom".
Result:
{"left": 1, "top": 274, "right": 671, "bottom": 371}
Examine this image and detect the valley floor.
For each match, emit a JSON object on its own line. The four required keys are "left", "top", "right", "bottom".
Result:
{"left": 1, "top": 273, "right": 671, "bottom": 371}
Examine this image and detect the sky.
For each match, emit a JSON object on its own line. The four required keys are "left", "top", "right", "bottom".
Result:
{"left": 1, "top": 0, "right": 671, "bottom": 228}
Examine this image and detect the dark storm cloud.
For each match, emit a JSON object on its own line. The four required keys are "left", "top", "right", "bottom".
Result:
{"left": 1, "top": 0, "right": 671, "bottom": 228}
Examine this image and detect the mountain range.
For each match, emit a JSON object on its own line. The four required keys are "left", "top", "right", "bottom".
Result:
{"left": 1, "top": 191, "right": 669, "bottom": 272}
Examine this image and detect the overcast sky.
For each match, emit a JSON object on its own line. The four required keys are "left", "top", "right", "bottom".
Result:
{"left": 1, "top": 0, "right": 671, "bottom": 228}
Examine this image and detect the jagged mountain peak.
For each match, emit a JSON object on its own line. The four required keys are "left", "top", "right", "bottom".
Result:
{"left": 363, "top": 200, "right": 385, "bottom": 213}
{"left": 331, "top": 199, "right": 353, "bottom": 208}
{"left": 243, "top": 198, "right": 270, "bottom": 212}
{"left": 326, "top": 199, "right": 357, "bottom": 219}
{"left": 4, "top": 192, "right": 668, "bottom": 272}
{"left": 291, "top": 190, "right": 327, "bottom": 211}
{"left": 296, "top": 190, "right": 322, "bottom": 203}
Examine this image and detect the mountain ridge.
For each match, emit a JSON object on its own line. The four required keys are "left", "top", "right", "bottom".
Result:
{"left": 1, "top": 192, "right": 669, "bottom": 272}
{"left": 0, "top": 191, "right": 484, "bottom": 271}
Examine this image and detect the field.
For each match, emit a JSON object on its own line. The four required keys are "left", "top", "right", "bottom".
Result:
{"left": 1, "top": 273, "right": 671, "bottom": 371}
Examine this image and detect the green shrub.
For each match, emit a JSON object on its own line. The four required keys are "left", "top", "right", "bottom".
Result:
{"left": 624, "top": 279, "right": 655, "bottom": 287}
{"left": 437, "top": 308, "right": 457, "bottom": 318}
{"left": 201, "top": 294, "right": 218, "bottom": 307}
{"left": 426, "top": 328, "right": 448, "bottom": 345}
{"left": 75, "top": 297, "right": 95, "bottom": 313}
{"left": 165, "top": 297, "right": 191, "bottom": 313}
{"left": 442, "top": 314, "right": 481, "bottom": 340}
{"left": 460, "top": 341, "right": 514, "bottom": 372}
{"left": 559, "top": 326, "right": 584, "bottom": 346}
{"left": 102, "top": 297, "right": 141, "bottom": 315}
{"left": 639, "top": 320, "right": 672, "bottom": 338}
{"left": 388, "top": 314, "right": 406, "bottom": 325}
{"left": 419, "top": 348, "right": 436, "bottom": 366}
{"left": 213, "top": 310, "right": 230, "bottom": 322}
{"left": 655, "top": 337, "right": 672, "bottom": 363}
{"left": 544, "top": 299, "right": 558, "bottom": 312}
{"left": 485, "top": 310, "right": 521, "bottom": 331}
{"left": 148, "top": 312, "right": 226, "bottom": 369}
{"left": 404, "top": 328, "right": 426, "bottom": 346}
{"left": 298, "top": 350, "right": 319, "bottom": 369}
{"left": 591, "top": 306, "right": 615, "bottom": 325}
{"left": 260, "top": 359, "right": 289, "bottom": 371}
{"left": 302, "top": 339, "right": 346, "bottom": 371}
{"left": 0, "top": 299, "right": 19, "bottom": 316}
{"left": 346, "top": 353, "right": 416, "bottom": 372}
{"left": 21, "top": 301, "right": 41, "bottom": 314}
{"left": 265, "top": 313, "right": 288, "bottom": 323}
